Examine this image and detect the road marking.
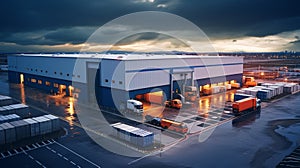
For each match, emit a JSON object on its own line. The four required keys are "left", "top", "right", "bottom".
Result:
{"left": 14, "top": 149, "right": 19, "bottom": 154}
{"left": 23, "top": 150, "right": 46, "bottom": 168}
{"left": 54, "top": 141, "right": 101, "bottom": 168}
{"left": 28, "top": 155, "right": 34, "bottom": 160}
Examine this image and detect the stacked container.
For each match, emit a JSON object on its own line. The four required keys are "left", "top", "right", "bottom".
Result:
{"left": 111, "top": 122, "right": 154, "bottom": 147}
{"left": 0, "top": 95, "right": 13, "bottom": 106}
{"left": 225, "top": 84, "right": 231, "bottom": 90}
{"left": 0, "top": 114, "right": 21, "bottom": 124}
{"left": 9, "top": 104, "right": 29, "bottom": 114}
{"left": 0, "top": 105, "right": 14, "bottom": 115}
{"left": 0, "top": 127, "right": 5, "bottom": 145}
{"left": 44, "top": 114, "right": 60, "bottom": 131}
{"left": 23, "top": 118, "right": 40, "bottom": 137}
{"left": 10, "top": 120, "right": 30, "bottom": 140}
{"left": 234, "top": 93, "right": 253, "bottom": 102}
{"left": 257, "top": 90, "right": 271, "bottom": 101}
{"left": 0, "top": 122, "right": 16, "bottom": 144}
{"left": 32, "top": 116, "right": 52, "bottom": 134}
{"left": 211, "top": 86, "right": 220, "bottom": 94}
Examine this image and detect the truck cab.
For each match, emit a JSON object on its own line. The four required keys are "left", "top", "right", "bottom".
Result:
{"left": 127, "top": 100, "right": 144, "bottom": 114}
{"left": 164, "top": 99, "right": 182, "bottom": 109}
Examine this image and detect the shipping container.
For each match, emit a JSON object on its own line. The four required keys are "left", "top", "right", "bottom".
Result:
{"left": 0, "top": 95, "right": 13, "bottom": 106}
{"left": 9, "top": 104, "right": 29, "bottom": 114}
{"left": 0, "top": 126, "right": 5, "bottom": 145}
{"left": 234, "top": 93, "right": 253, "bottom": 102}
{"left": 10, "top": 120, "right": 30, "bottom": 140}
{"left": 44, "top": 114, "right": 60, "bottom": 131}
{"left": 232, "top": 97, "right": 257, "bottom": 114}
{"left": 32, "top": 116, "right": 52, "bottom": 134}
{"left": 0, "top": 114, "right": 21, "bottom": 124}
{"left": 0, "top": 122, "right": 16, "bottom": 144}
{"left": 236, "top": 89, "right": 245, "bottom": 94}
{"left": 0, "top": 105, "right": 14, "bottom": 115}
{"left": 225, "top": 84, "right": 231, "bottom": 90}
{"left": 262, "top": 88, "right": 275, "bottom": 98}
{"left": 211, "top": 86, "right": 220, "bottom": 94}
{"left": 257, "top": 90, "right": 271, "bottom": 101}
{"left": 283, "top": 85, "right": 292, "bottom": 94}
{"left": 23, "top": 118, "right": 40, "bottom": 137}
{"left": 111, "top": 122, "right": 154, "bottom": 147}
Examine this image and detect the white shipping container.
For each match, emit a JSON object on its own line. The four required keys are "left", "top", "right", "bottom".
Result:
{"left": 225, "top": 84, "right": 231, "bottom": 90}
{"left": 0, "top": 127, "right": 5, "bottom": 145}
{"left": 236, "top": 89, "right": 245, "bottom": 94}
{"left": 0, "top": 122, "right": 16, "bottom": 143}
{"left": 262, "top": 88, "right": 275, "bottom": 98}
{"left": 43, "top": 114, "right": 60, "bottom": 131}
{"left": 269, "top": 86, "right": 279, "bottom": 96}
{"left": 1, "top": 105, "right": 14, "bottom": 114}
{"left": 0, "top": 95, "right": 13, "bottom": 106}
{"left": 9, "top": 104, "right": 29, "bottom": 114}
{"left": 23, "top": 118, "right": 40, "bottom": 137}
{"left": 10, "top": 120, "right": 30, "bottom": 140}
{"left": 211, "top": 86, "right": 220, "bottom": 94}
{"left": 33, "top": 116, "right": 52, "bottom": 134}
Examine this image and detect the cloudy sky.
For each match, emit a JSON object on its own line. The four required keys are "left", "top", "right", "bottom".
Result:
{"left": 1, "top": 0, "right": 300, "bottom": 53}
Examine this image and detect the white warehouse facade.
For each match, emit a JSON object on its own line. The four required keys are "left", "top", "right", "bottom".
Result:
{"left": 7, "top": 54, "right": 243, "bottom": 108}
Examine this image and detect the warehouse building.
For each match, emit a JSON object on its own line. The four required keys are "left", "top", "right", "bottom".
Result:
{"left": 7, "top": 54, "right": 243, "bottom": 109}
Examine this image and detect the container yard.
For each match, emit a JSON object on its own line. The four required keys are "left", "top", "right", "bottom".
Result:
{"left": 0, "top": 94, "right": 62, "bottom": 152}
{"left": 235, "top": 82, "right": 300, "bottom": 101}
{"left": 0, "top": 114, "right": 61, "bottom": 147}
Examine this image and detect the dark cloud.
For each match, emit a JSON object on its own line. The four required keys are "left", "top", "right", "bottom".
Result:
{"left": 0, "top": 0, "right": 300, "bottom": 51}
{"left": 116, "top": 32, "right": 165, "bottom": 45}
{"left": 44, "top": 27, "right": 97, "bottom": 45}
{"left": 115, "top": 32, "right": 189, "bottom": 49}
{"left": 291, "top": 40, "right": 300, "bottom": 44}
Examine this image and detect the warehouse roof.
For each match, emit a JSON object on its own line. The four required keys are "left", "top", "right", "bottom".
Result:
{"left": 16, "top": 53, "right": 240, "bottom": 61}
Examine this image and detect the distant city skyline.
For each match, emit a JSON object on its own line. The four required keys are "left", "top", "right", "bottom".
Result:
{"left": 0, "top": 0, "right": 300, "bottom": 53}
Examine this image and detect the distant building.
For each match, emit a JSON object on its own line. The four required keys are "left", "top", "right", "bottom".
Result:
{"left": 7, "top": 54, "right": 243, "bottom": 108}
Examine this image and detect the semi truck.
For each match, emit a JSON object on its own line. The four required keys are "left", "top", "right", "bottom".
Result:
{"left": 232, "top": 97, "right": 261, "bottom": 115}
{"left": 126, "top": 100, "right": 144, "bottom": 115}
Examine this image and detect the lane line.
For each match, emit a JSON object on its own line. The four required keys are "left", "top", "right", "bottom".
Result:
{"left": 54, "top": 141, "right": 101, "bottom": 168}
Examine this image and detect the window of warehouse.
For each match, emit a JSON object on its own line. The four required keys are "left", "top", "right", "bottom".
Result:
{"left": 31, "top": 79, "right": 37, "bottom": 83}
{"left": 38, "top": 80, "right": 42, "bottom": 84}
{"left": 45, "top": 81, "right": 51, "bottom": 86}
{"left": 54, "top": 83, "right": 59, "bottom": 88}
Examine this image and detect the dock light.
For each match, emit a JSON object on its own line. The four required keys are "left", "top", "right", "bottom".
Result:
{"left": 260, "top": 72, "right": 264, "bottom": 76}
{"left": 284, "top": 78, "right": 288, "bottom": 81}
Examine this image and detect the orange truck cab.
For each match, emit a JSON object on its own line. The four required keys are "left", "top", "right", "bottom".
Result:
{"left": 164, "top": 99, "right": 182, "bottom": 109}
{"left": 160, "top": 118, "right": 188, "bottom": 134}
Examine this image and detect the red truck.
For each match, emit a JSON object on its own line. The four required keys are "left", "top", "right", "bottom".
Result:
{"left": 232, "top": 97, "right": 257, "bottom": 115}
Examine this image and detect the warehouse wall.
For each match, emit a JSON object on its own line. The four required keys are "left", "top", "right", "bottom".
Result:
{"left": 7, "top": 55, "right": 87, "bottom": 83}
